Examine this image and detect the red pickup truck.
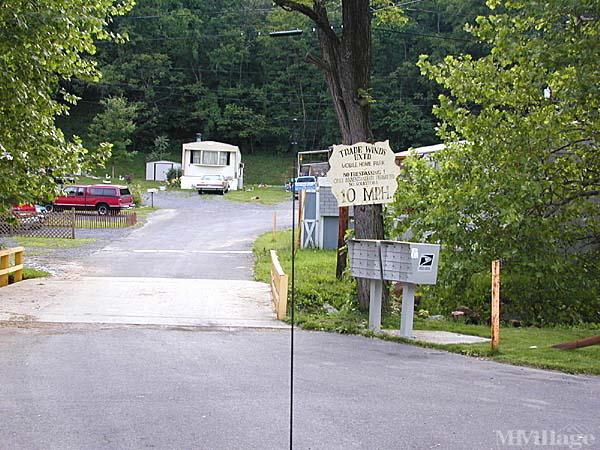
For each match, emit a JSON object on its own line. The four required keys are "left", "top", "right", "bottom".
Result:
{"left": 48, "top": 184, "right": 135, "bottom": 215}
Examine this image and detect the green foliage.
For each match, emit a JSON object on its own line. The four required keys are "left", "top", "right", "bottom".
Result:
{"left": 147, "top": 135, "right": 171, "bottom": 162}
{"left": 394, "top": 0, "right": 600, "bottom": 325}
{"left": 217, "top": 104, "right": 268, "bottom": 153}
{"left": 58, "top": 0, "right": 486, "bottom": 157}
{"left": 0, "top": 0, "right": 133, "bottom": 212}
{"left": 87, "top": 96, "right": 140, "bottom": 175}
{"left": 165, "top": 167, "right": 183, "bottom": 188}
{"left": 253, "top": 230, "right": 356, "bottom": 312}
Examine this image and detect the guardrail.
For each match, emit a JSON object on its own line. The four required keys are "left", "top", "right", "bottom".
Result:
{"left": 0, "top": 246, "right": 24, "bottom": 287}
{"left": 270, "top": 250, "right": 289, "bottom": 320}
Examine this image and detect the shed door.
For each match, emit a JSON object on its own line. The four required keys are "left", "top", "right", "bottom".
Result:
{"left": 155, "top": 163, "right": 173, "bottom": 181}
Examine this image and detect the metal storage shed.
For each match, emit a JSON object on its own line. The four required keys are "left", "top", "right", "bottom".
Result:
{"left": 145, "top": 160, "right": 181, "bottom": 182}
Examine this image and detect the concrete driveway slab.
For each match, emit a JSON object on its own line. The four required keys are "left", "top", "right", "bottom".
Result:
{"left": 0, "top": 277, "right": 287, "bottom": 329}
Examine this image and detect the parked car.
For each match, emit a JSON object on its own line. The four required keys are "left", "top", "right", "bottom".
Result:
{"left": 11, "top": 204, "right": 37, "bottom": 213}
{"left": 46, "top": 184, "right": 134, "bottom": 215}
{"left": 9, "top": 204, "right": 47, "bottom": 229}
{"left": 289, "top": 176, "right": 317, "bottom": 197}
{"left": 195, "top": 175, "right": 229, "bottom": 195}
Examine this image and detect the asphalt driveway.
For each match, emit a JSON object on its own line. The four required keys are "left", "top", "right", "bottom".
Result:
{"left": 89, "top": 192, "right": 291, "bottom": 280}
{"left": 0, "top": 192, "right": 292, "bottom": 327}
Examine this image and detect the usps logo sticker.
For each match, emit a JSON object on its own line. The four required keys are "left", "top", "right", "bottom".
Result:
{"left": 418, "top": 254, "right": 434, "bottom": 272}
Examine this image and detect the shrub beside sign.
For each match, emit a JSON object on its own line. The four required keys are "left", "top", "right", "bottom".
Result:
{"left": 326, "top": 140, "right": 401, "bottom": 207}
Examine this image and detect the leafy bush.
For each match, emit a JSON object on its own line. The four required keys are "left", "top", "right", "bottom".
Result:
{"left": 392, "top": 2, "right": 600, "bottom": 326}
{"left": 129, "top": 184, "right": 143, "bottom": 206}
{"left": 165, "top": 167, "right": 182, "bottom": 188}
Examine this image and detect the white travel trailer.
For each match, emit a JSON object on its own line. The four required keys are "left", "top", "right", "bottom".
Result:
{"left": 180, "top": 135, "right": 244, "bottom": 191}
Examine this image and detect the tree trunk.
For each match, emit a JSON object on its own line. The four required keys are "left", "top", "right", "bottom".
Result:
{"left": 274, "top": 0, "right": 387, "bottom": 310}
{"left": 317, "top": 1, "right": 386, "bottom": 310}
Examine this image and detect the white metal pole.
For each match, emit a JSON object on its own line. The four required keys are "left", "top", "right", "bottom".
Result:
{"left": 368, "top": 279, "right": 383, "bottom": 332}
{"left": 400, "top": 283, "right": 416, "bottom": 338}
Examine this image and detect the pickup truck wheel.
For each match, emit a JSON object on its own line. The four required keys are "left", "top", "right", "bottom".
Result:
{"left": 45, "top": 204, "right": 54, "bottom": 212}
{"left": 96, "top": 204, "right": 109, "bottom": 215}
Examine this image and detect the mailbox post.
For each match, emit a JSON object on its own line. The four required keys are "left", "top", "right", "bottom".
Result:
{"left": 348, "top": 239, "right": 440, "bottom": 338}
{"left": 147, "top": 188, "right": 158, "bottom": 208}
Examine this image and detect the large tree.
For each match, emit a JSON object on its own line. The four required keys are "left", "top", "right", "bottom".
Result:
{"left": 88, "top": 96, "right": 139, "bottom": 178}
{"left": 273, "top": 0, "right": 404, "bottom": 308}
{"left": 394, "top": 0, "right": 600, "bottom": 324}
{"left": 0, "top": 0, "right": 133, "bottom": 213}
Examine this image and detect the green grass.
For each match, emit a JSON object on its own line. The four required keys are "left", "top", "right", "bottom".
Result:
{"left": 253, "top": 230, "right": 600, "bottom": 375}
{"left": 243, "top": 153, "right": 295, "bottom": 185}
{"left": 15, "top": 237, "right": 96, "bottom": 250}
{"left": 85, "top": 152, "right": 294, "bottom": 187}
{"left": 133, "top": 206, "right": 160, "bottom": 220}
{"left": 226, "top": 185, "right": 290, "bottom": 205}
{"left": 254, "top": 230, "right": 356, "bottom": 312}
{"left": 23, "top": 267, "right": 50, "bottom": 279}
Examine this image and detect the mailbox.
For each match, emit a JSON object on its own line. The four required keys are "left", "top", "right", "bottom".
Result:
{"left": 348, "top": 239, "right": 441, "bottom": 337}
{"left": 347, "top": 239, "right": 440, "bottom": 285}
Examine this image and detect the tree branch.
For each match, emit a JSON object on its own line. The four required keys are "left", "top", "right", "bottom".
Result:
{"left": 273, "top": 0, "right": 339, "bottom": 43}
{"left": 545, "top": 190, "right": 600, "bottom": 217}
{"left": 549, "top": 138, "right": 593, "bottom": 155}
{"left": 305, "top": 51, "right": 329, "bottom": 72}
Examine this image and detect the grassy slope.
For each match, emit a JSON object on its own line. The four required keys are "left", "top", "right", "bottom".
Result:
{"left": 225, "top": 185, "right": 290, "bottom": 205}
{"left": 86, "top": 151, "right": 293, "bottom": 186}
{"left": 242, "top": 153, "right": 295, "bottom": 185}
{"left": 254, "top": 230, "right": 600, "bottom": 375}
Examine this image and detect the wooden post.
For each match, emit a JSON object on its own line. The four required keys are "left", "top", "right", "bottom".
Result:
{"left": 0, "top": 253, "right": 8, "bottom": 287}
{"left": 491, "top": 260, "right": 501, "bottom": 351}
{"left": 552, "top": 335, "right": 600, "bottom": 350}
{"left": 272, "top": 211, "right": 277, "bottom": 242}
{"left": 336, "top": 206, "right": 349, "bottom": 279}
{"left": 71, "top": 207, "right": 76, "bottom": 239}
{"left": 296, "top": 191, "right": 304, "bottom": 252}
{"left": 13, "top": 249, "right": 24, "bottom": 282}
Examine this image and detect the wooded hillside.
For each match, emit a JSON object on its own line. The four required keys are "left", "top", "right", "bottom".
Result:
{"left": 60, "top": 0, "right": 488, "bottom": 156}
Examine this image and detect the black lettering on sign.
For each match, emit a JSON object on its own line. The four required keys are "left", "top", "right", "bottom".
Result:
{"left": 418, "top": 254, "right": 434, "bottom": 272}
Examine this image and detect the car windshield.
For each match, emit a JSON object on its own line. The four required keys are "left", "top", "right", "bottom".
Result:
{"left": 202, "top": 175, "right": 222, "bottom": 181}
{"left": 297, "top": 177, "right": 315, "bottom": 183}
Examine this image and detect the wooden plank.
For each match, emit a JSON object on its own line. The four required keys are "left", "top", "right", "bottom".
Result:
{"left": 13, "top": 250, "right": 24, "bottom": 282}
{"left": 491, "top": 260, "right": 501, "bottom": 351}
{"left": 0, "top": 246, "right": 25, "bottom": 257}
{"left": 277, "top": 273, "right": 289, "bottom": 320}
{"left": 0, "top": 264, "right": 24, "bottom": 276}
{"left": 552, "top": 335, "right": 600, "bottom": 350}
{"left": 0, "top": 254, "right": 8, "bottom": 287}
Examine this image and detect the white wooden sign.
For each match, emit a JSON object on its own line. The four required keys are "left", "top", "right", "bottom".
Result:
{"left": 326, "top": 140, "right": 400, "bottom": 207}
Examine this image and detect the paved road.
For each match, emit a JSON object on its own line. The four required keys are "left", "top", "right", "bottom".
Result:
{"left": 1, "top": 193, "right": 292, "bottom": 327}
{"left": 0, "top": 326, "right": 598, "bottom": 450}
{"left": 1, "top": 191, "right": 599, "bottom": 449}
{"left": 89, "top": 194, "right": 291, "bottom": 280}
